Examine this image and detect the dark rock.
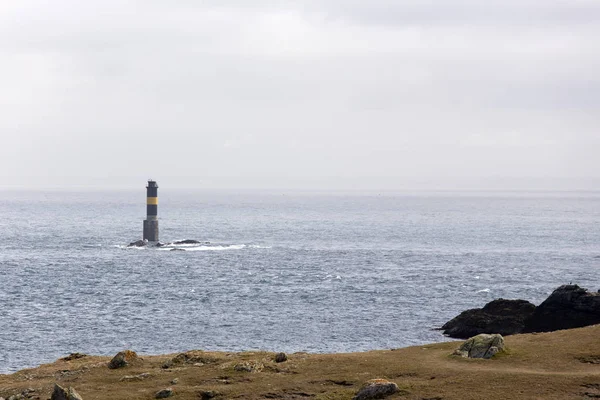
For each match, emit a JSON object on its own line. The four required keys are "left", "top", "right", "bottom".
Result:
{"left": 353, "top": 379, "right": 399, "bottom": 400}
{"left": 199, "top": 391, "right": 220, "bottom": 399}
{"left": 60, "top": 353, "right": 88, "bottom": 362}
{"left": 274, "top": 352, "right": 288, "bottom": 363}
{"left": 128, "top": 239, "right": 147, "bottom": 247}
{"left": 155, "top": 388, "right": 173, "bottom": 399}
{"left": 170, "top": 248, "right": 185, "bottom": 251}
{"left": 51, "top": 384, "right": 83, "bottom": 400}
{"left": 523, "top": 285, "right": 600, "bottom": 333}
{"left": 452, "top": 333, "right": 505, "bottom": 359}
{"left": 441, "top": 299, "right": 535, "bottom": 339}
{"left": 173, "top": 239, "right": 201, "bottom": 245}
{"left": 108, "top": 350, "right": 139, "bottom": 369}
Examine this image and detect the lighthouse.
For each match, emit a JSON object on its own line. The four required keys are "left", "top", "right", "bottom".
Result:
{"left": 143, "top": 180, "right": 159, "bottom": 242}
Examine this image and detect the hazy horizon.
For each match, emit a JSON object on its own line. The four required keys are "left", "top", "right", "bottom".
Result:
{"left": 1, "top": 1, "right": 598, "bottom": 190}
{"left": 1, "top": 176, "right": 599, "bottom": 192}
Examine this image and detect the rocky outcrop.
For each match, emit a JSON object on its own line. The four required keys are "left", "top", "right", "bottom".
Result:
{"left": 453, "top": 334, "right": 505, "bottom": 359}
{"left": 51, "top": 384, "right": 83, "bottom": 400}
{"left": 173, "top": 239, "right": 201, "bottom": 245}
{"left": 353, "top": 379, "right": 399, "bottom": 400}
{"left": 60, "top": 353, "right": 88, "bottom": 362}
{"left": 108, "top": 350, "right": 139, "bottom": 369}
{"left": 441, "top": 285, "right": 600, "bottom": 338}
{"left": 233, "top": 361, "right": 264, "bottom": 373}
{"left": 441, "top": 299, "right": 536, "bottom": 339}
{"left": 162, "top": 350, "right": 220, "bottom": 368}
{"left": 128, "top": 239, "right": 147, "bottom": 247}
{"left": 4, "top": 389, "right": 38, "bottom": 400}
{"left": 523, "top": 285, "right": 600, "bottom": 333}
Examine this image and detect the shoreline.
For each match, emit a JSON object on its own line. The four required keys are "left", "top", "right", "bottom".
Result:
{"left": 2, "top": 325, "right": 599, "bottom": 399}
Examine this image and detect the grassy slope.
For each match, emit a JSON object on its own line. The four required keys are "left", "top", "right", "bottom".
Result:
{"left": 1, "top": 325, "right": 599, "bottom": 400}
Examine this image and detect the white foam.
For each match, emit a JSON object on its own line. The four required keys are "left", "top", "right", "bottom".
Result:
{"left": 114, "top": 244, "right": 146, "bottom": 250}
{"left": 476, "top": 288, "right": 490, "bottom": 293}
{"left": 157, "top": 244, "right": 248, "bottom": 252}
{"left": 119, "top": 242, "right": 270, "bottom": 252}
{"left": 186, "top": 244, "right": 246, "bottom": 251}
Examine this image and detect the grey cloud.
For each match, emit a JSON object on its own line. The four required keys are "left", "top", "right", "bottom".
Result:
{"left": 0, "top": 0, "right": 598, "bottom": 189}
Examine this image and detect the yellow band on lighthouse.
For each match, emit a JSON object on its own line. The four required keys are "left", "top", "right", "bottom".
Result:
{"left": 147, "top": 197, "right": 158, "bottom": 205}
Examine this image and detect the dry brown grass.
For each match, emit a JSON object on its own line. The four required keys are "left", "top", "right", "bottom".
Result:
{"left": 2, "top": 325, "right": 600, "bottom": 400}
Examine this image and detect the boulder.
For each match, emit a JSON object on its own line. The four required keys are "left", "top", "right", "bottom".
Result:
{"left": 108, "top": 350, "right": 139, "bottom": 369}
{"left": 51, "top": 384, "right": 83, "bottom": 400}
{"left": 128, "top": 239, "right": 147, "bottom": 247}
{"left": 523, "top": 285, "right": 600, "bottom": 333}
{"left": 441, "top": 299, "right": 536, "bottom": 339}
{"left": 274, "top": 352, "right": 288, "bottom": 363}
{"left": 453, "top": 333, "right": 505, "bottom": 359}
{"left": 353, "top": 379, "right": 399, "bottom": 400}
{"left": 155, "top": 388, "right": 173, "bottom": 399}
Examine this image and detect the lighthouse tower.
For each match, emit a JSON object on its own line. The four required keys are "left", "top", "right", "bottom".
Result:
{"left": 143, "top": 180, "right": 159, "bottom": 242}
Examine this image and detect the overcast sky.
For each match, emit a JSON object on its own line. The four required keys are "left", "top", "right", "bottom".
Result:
{"left": 1, "top": 1, "right": 598, "bottom": 190}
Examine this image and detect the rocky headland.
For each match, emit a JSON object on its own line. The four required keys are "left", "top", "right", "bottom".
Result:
{"left": 441, "top": 284, "right": 600, "bottom": 339}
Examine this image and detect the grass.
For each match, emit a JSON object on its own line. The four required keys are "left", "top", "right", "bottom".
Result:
{"left": 1, "top": 325, "right": 600, "bottom": 399}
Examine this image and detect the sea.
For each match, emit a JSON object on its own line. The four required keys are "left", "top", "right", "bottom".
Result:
{"left": 0, "top": 189, "right": 598, "bottom": 374}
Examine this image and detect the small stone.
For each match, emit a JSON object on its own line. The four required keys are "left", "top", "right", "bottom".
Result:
{"left": 274, "top": 352, "right": 288, "bottom": 363}
{"left": 120, "top": 372, "right": 151, "bottom": 382}
{"left": 353, "top": 379, "right": 399, "bottom": 400}
{"left": 199, "top": 391, "right": 219, "bottom": 400}
{"left": 51, "top": 384, "right": 83, "bottom": 400}
{"left": 171, "top": 378, "right": 179, "bottom": 384}
{"left": 155, "top": 388, "right": 173, "bottom": 399}
{"left": 108, "top": 350, "right": 138, "bottom": 369}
